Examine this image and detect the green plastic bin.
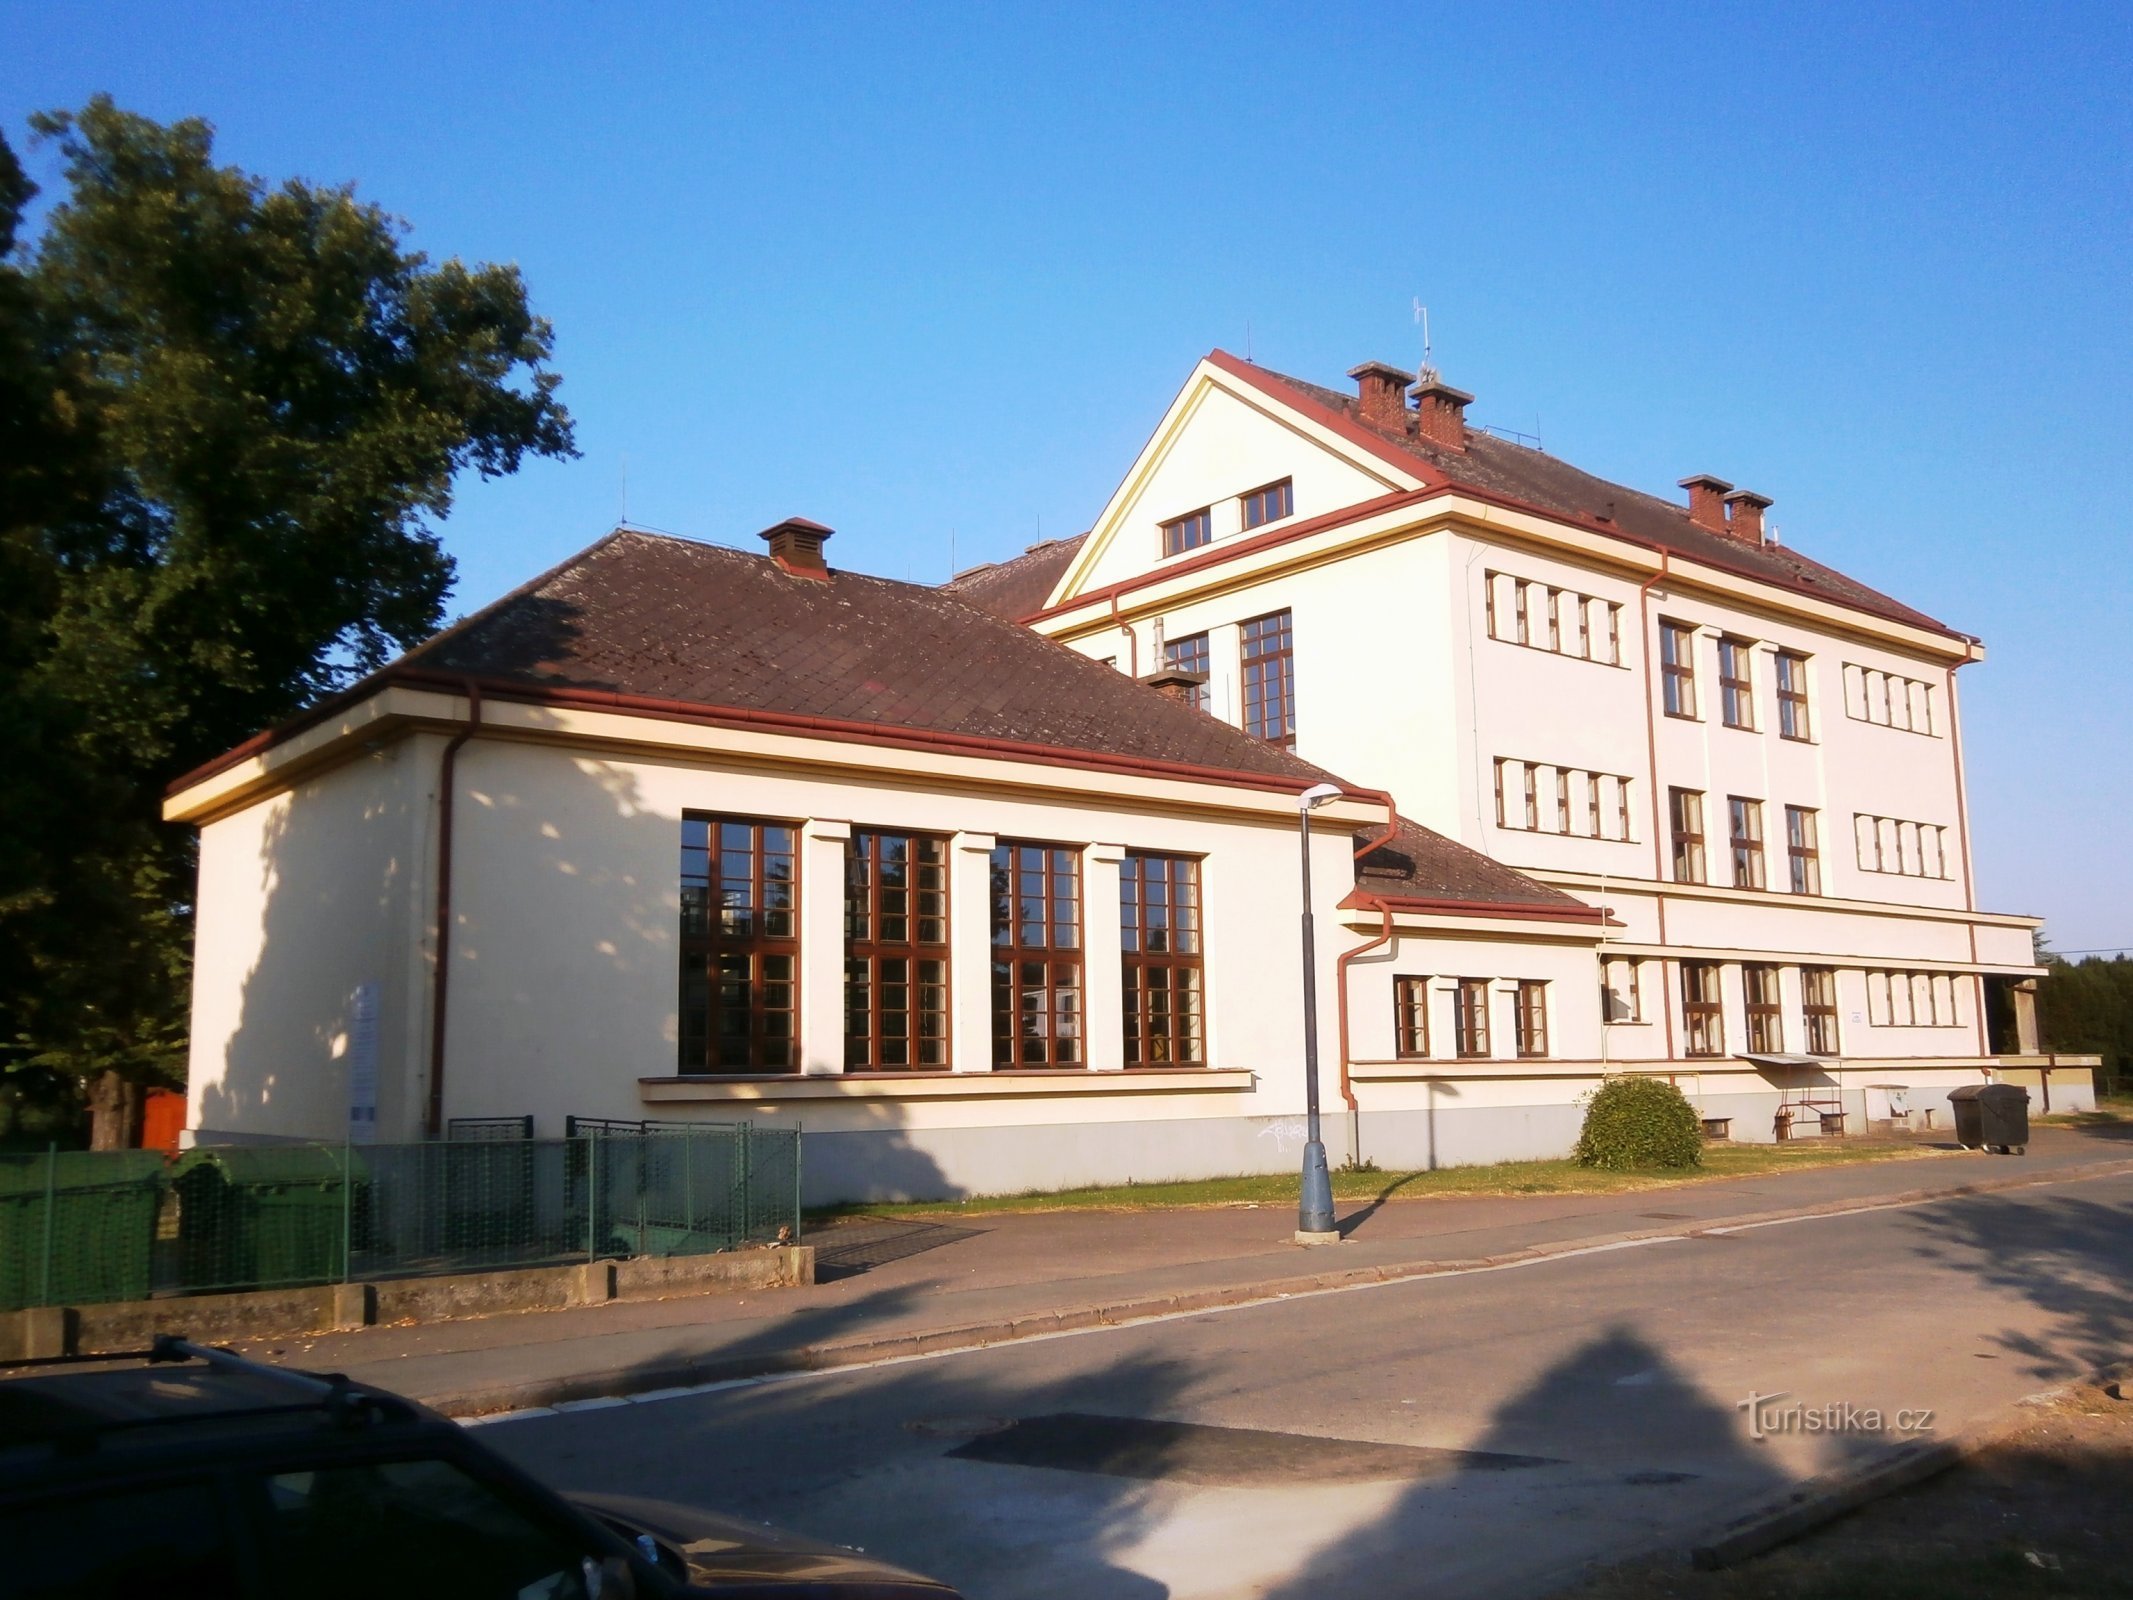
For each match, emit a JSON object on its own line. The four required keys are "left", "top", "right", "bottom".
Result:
{"left": 174, "top": 1146, "right": 364, "bottom": 1292}
{"left": 0, "top": 1150, "right": 165, "bottom": 1311}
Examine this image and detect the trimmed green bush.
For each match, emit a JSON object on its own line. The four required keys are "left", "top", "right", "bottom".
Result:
{"left": 1574, "top": 1076, "right": 1703, "bottom": 1170}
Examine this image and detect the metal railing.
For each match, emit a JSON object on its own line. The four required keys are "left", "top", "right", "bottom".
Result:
{"left": 0, "top": 1124, "right": 801, "bottom": 1312}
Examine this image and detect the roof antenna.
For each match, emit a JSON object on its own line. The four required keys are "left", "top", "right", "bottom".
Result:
{"left": 949, "top": 526, "right": 957, "bottom": 579}
{"left": 1413, "top": 299, "right": 1439, "bottom": 385}
{"left": 1246, "top": 318, "right": 1253, "bottom": 362}
{"left": 619, "top": 451, "right": 629, "bottom": 528}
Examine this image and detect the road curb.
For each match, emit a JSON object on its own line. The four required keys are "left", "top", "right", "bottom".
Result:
{"left": 1687, "top": 1363, "right": 2132, "bottom": 1570}
{"left": 424, "top": 1153, "right": 2133, "bottom": 1419}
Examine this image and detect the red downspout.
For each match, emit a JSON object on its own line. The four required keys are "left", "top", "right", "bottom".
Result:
{"left": 426, "top": 681, "right": 482, "bottom": 1139}
{"left": 1333, "top": 787, "right": 1402, "bottom": 1125}
{"left": 1636, "top": 556, "right": 1679, "bottom": 1060}
{"left": 1108, "top": 588, "right": 1140, "bottom": 678}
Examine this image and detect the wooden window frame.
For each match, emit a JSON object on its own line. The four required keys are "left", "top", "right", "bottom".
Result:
{"left": 1120, "top": 851, "right": 1205, "bottom": 1068}
{"left": 1802, "top": 966, "right": 1839, "bottom": 1055}
{"left": 1241, "top": 610, "right": 1296, "bottom": 749}
{"left": 1776, "top": 651, "right": 1812, "bottom": 741}
{"left": 1454, "top": 978, "right": 1492, "bottom": 1058}
{"left": 1718, "top": 636, "right": 1757, "bottom": 730}
{"left": 1161, "top": 506, "right": 1212, "bottom": 557}
{"left": 1681, "top": 960, "right": 1724, "bottom": 1057}
{"left": 1394, "top": 975, "right": 1430, "bottom": 1059}
{"left": 1743, "top": 963, "right": 1783, "bottom": 1053}
{"left": 1602, "top": 956, "right": 1642, "bottom": 1023}
{"left": 1164, "top": 630, "right": 1212, "bottom": 713}
{"left": 1669, "top": 787, "right": 1706, "bottom": 884}
{"left": 1786, "top": 805, "right": 1821, "bottom": 895}
{"left": 1240, "top": 477, "right": 1293, "bottom": 530}
{"left": 1514, "top": 581, "right": 1531, "bottom": 645}
{"left": 678, "top": 814, "right": 800, "bottom": 1074}
{"left": 991, "top": 841, "right": 1085, "bottom": 1068}
{"left": 845, "top": 829, "right": 951, "bottom": 1072}
{"left": 1515, "top": 980, "right": 1549, "bottom": 1058}
{"left": 1729, "top": 796, "right": 1766, "bottom": 891}
{"left": 1660, "top": 620, "right": 1698, "bottom": 719}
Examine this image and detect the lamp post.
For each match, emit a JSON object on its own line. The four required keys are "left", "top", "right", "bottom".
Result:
{"left": 1295, "top": 782, "right": 1344, "bottom": 1244}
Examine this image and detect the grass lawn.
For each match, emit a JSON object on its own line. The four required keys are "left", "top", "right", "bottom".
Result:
{"left": 816, "top": 1138, "right": 1947, "bottom": 1220}
{"left": 2039, "top": 1091, "right": 2133, "bottom": 1127}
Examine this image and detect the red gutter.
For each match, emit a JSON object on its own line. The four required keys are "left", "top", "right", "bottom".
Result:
{"left": 170, "top": 667, "right": 1380, "bottom": 807}
{"left": 426, "top": 680, "right": 481, "bottom": 1140}
{"left": 1108, "top": 587, "right": 1140, "bottom": 678}
{"left": 1332, "top": 788, "right": 1402, "bottom": 1117}
{"left": 1338, "top": 891, "right": 1608, "bottom": 924}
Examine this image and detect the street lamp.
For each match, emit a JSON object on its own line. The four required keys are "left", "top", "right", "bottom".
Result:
{"left": 1295, "top": 782, "right": 1345, "bottom": 1244}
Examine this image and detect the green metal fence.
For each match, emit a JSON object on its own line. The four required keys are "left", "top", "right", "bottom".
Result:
{"left": 0, "top": 1124, "right": 801, "bottom": 1312}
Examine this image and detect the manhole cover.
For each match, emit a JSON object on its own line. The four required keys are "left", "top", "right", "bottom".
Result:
{"left": 906, "top": 1416, "right": 1016, "bottom": 1439}
{"left": 948, "top": 1413, "right": 1559, "bottom": 1486}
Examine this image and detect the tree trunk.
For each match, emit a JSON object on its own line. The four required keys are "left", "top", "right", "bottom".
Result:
{"left": 88, "top": 1069, "right": 141, "bottom": 1150}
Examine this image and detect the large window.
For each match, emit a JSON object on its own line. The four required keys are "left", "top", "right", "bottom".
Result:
{"left": 845, "top": 830, "right": 949, "bottom": 1071}
{"left": 1803, "top": 966, "right": 1839, "bottom": 1055}
{"left": 1728, "top": 796, "right": 1766, "bottom": 890}
{"left": 1660, "top": 620, "right": 1698, "bottom": 718}
{"left": 992, "top": 842, "right": 1084, "bottom": 1067}
{"left": 1744, "top": 963, "right": 1783, "bottom": 1053}
{"left": 1162, "top": 506, "right": 1212, "bottom": 557}
{"left": 1394, "top": 975, "right": 1430, "bottom": 1058}
{"left": 1164, "top": 630, "right": 1212, "bottom": 712}
{"left": 1669, "top": 787, "right": 1706, "bottom": 884}
{"left": 1241, "top": 478, "right": 1293, "bottom": 529}
{"left": 1454, "top": 978, "right": 1492, "bottom": 1058}
{"left": 1786, "top": 805, "right": 1821, "bottom": 895}
{"left": 679, "top": 816, "right": 798, "bottom": 1073}
{"left": 1121, "top": 852, "right": 1204, "bottom": 1067}
{"left": 1241, "top": 610, "right": 1296, "bottom": 748}
{"left": 1681, "top": 961, "right": 1724, "bottom": 1057}
{"left": 1718, "top": 636, "right": 1757, "bottom": 729}
{"left": 1776, "top": 651, "right": 1812, "bottom": 740}
{"left": 1515, "top": 981, "right": 1550, "bottom": 1058}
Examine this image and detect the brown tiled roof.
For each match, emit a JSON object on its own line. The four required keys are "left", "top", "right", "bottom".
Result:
{"left": 1214, "top": 353, "right": 1961, "bottom": 640}
{"left": 1351, "top": 817, "right": 1602, "bottom": 918}
{"left": 943, "top": 535, "right": 1087, "bottom": 620}
{"left": 392, "top": 528, "right": 1346, "bottom": 787}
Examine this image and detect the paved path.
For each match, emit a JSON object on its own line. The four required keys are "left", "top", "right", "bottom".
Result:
{"left": 246, "top": 1125, "right": 2133, "bottom": 1417}
{"left": 473, "top": 1162, "right": 2133, "bottom": 1599}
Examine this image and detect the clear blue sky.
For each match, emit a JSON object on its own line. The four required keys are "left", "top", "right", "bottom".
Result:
{"left": 9, "top": 3, "right": 2129, "bottom": 952}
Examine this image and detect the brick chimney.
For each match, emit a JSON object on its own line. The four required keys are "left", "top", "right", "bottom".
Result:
{"left": 759, "top": 516, "right": 834, "bottom": 579}
{"left": 1411, "top": 379, "right": 1474, "bottom": 452}
{"left": 1678, "top": 475, "right": 1733, "bottom": 534}
{"left": 1348, "top": 361, "right": 1415, "bottom": 431}
{"left": 1139, "top": 666, "right": 1209, "bottom": 706}
{"left": 1723, "top": 489, "right": 1773, "bottom": 546}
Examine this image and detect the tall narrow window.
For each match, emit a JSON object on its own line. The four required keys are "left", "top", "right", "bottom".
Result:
{"left": 1121, "top": 852, "right": 1204, "bottom": 1067}
{"left": 1394, "top": 975, "right": 1430, "bottom": 1058}
{"left": 1241, "top": 611, "right": 1296, "bottom": 748}
{"left": 1515, "top": 981, "right": 1549, "bottom": 1058}
{"left": 1718, "top": 636, "right": 1757, "bottom": 729}
{"left": 1604, "top": 603, "right": 1623, "bottom": 666}
{"left": 1776, "top": 651, "right": 1811, "bottom": 740}
{"left": 1240, "top": 478, "right": 1293, "bottom": 529}
{"left": 1728, "top": 796, "right": 1765, "bottom": 890}
{"left": 1660, "top": 620, "right": 1698, "bottom": 718}
{"left": 1545, "top": 589, "right": 1562, "bottom": 652}
{"left": 1669, "top": 788, "right": 1707, "bottom": 884}
{"left": 1743, "top": 963, "right": 1783, "bottom": 1053}
{"left": 1454, "top": 979, "right": 1492, "bottom": 1058}
{"left": 1523, "top": 763, "right": 1540, "bottom": 830}
{"left": 678, "top": 816, "right": 798, "bottom": 1073}
{"left": 1514, "top": 582, "right": 1531, "bottom": 645}
{"left": 1681, "top": 961, "right": 1724, "bottom": 1057}
{"left": 1601, "top": 956, "right": 1642, "bottom": 1022}
{"left": 1785, "top": 806, "right": 1821, "bottom": 895}
{"left": 1161, "top": 506, "right": 1212, "bottom": 557}
{"left": 1164, "top": 631, "right": 1212, "bottom": 713}
{"left": 991, "top": 842, "right": 1083, "bottom": 1067}
{"left": 1802, "top": 966, "right": 1839, "bottom": 1054}
{"left": 845, "top": 831, "right": 950, "bottom": 1070}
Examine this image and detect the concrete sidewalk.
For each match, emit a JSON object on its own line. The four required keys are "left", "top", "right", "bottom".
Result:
{"left": 239, "top": 1125, "right": 2133, "bottom": 1417}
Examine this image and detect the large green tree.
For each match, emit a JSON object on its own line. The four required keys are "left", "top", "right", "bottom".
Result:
{"left": 0, "top": 99, "right": 574, "bottom": 1146}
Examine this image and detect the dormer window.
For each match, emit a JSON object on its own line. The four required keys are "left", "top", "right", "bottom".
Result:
{"left": 1241, "top": 478, "right": 1293, "bottom": 530}
{"left": 1161, "top": 507, "right": 1212, "bottom": 557}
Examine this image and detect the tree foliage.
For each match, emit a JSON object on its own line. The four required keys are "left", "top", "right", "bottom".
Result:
{"left": 1573, "top": 1075, "right": 1704, "bottom": 1171}
{"left": 0, "top": 99, "right": 574, "bottom": 1142}
{"left": 2038, "top": 956, "right": 2133, "bottom": 1093}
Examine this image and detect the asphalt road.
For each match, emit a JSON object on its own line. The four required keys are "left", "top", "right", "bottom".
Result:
{"left": 479, "top": 1169, "right": 2133, "bottom": 1600}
